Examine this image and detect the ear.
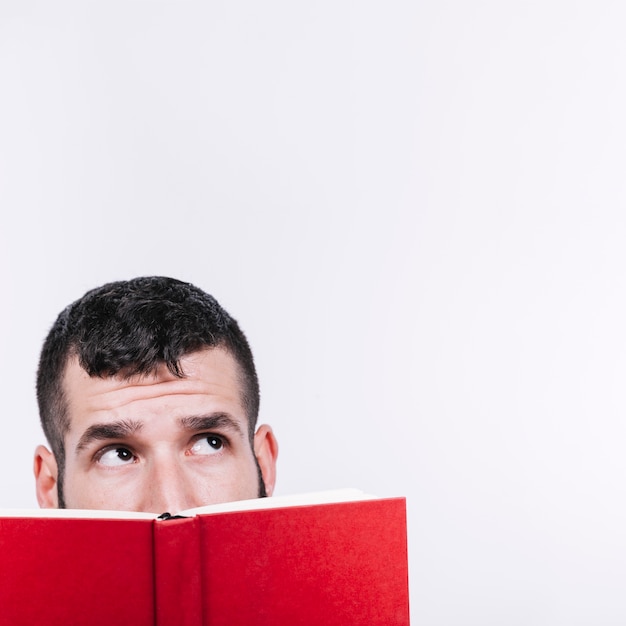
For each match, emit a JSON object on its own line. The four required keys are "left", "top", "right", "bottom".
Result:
{"left": 253, "top": 424, "right": 278, "bottom": 496}
{"left": 33, "top": 445, "right": 60, "bottom": 508}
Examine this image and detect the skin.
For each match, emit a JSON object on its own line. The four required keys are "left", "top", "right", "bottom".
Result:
{"left": 34, "top": 347, "right": 278, "bottom": 513}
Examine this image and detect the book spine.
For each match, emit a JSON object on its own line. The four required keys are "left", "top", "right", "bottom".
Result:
{"left": 153, "top": 516, "right": 203, "bottom": 626}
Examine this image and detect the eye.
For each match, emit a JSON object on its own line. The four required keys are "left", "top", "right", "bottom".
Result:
{"left": 189, "top": 435, "right": 225, "bottom": 456}
{"left": 97, "top": 447, "right": 137, "bottom": 467}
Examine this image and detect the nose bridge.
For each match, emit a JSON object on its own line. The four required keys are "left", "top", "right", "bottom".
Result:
{"left": 144, "top": 451, "right": 193, "bottom": 515}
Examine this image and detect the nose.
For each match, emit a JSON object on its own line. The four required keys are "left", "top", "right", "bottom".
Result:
{"left": 139, "top": 456, "right": 199, "bottom": 515}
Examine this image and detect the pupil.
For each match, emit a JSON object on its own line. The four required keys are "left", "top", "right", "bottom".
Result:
{"left": 117, "top": 448, "right": 131, "bottom": 459}
{"left": 208, "top": 437, "right": 221, "bottom": 449}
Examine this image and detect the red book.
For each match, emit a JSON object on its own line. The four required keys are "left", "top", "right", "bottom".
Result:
{"left": 0, "top": 490, "right": 410, "bottom": 625}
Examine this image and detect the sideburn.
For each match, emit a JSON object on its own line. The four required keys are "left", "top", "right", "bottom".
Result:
{"left": 256, "top": 455, "right": 268, "bottom": 498}
{"left": 56, "top": 457, "right": 67, "bottom": 509}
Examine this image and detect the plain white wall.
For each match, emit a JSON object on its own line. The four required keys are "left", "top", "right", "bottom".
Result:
{"left": 2, "top": 2, "right": 626, "bottom": 623}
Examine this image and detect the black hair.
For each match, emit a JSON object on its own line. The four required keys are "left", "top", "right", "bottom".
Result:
{"left": 36, "top": 276, "right": 260, "bottom": 500}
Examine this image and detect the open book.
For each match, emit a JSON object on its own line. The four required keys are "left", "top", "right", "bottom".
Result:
{"left": 0, "top": 489, "right": 410, "bottom": 626}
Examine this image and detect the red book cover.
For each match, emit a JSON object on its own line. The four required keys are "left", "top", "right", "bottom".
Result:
{"left": 196, "top": 497, "right": 409, "bottom": 625}
{"left": 0, "top": 491, "right": 409, "bottom": 625}
{"left": 0, "top": 516, "right": 155, "bottom": 626}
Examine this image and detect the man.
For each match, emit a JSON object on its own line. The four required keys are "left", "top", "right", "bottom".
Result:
{"left": 33, "top": 276, "right": 278, "bottom": 513}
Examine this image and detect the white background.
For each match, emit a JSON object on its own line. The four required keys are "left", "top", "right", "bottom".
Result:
{"left": 2, "top": 2, "right": 626, "bottom": 623}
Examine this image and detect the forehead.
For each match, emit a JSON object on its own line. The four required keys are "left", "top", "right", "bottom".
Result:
{"left": 61, "top": 347, "right": 246, "bottom": 429}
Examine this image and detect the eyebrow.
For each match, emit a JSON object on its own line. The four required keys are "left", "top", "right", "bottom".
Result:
{"left": 75, "top": 419, "right": 143, "bottom": 452}
{"left": 178, "top": 413, "right": 245, "bottom": 437}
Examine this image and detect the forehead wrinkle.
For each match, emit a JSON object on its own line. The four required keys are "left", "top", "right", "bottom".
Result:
{"left": 63, "top": 352, "right": 244, "bottom": 416}
{"left": 79, "top": 384, "right": 226, "bottom": 416}
{"left": 75, "top": 419, "right": 144, "bottom": 453}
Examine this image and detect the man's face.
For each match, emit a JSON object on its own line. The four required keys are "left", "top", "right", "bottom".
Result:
{"left": 34, "top": 347, "right": 277, "bottom": 513}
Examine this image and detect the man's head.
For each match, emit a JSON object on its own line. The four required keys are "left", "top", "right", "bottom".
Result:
{"left": 34, "top": 276, "right": 277, "bottom": 513}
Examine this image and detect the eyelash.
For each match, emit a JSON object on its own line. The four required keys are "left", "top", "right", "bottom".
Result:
{"left": 93, "top": 433, "right": 230, "bottom": 462}
{"left": 189, "top": 433, "right": 230, "bottom": 454}
{"left": 93, "top": 445, "right": 138, "bottom": 467}
{"left": 196, "top": 433, "right": 228, "bottom": 445}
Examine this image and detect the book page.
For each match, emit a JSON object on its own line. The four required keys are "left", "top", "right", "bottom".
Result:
{"left": 179, "top": 488, "right": 377, "bottom": 517}
{"left": 0, "top": 507, "right": 155, "bottom": 519}
{"left": 0, "top": 488, "right": 376, "bottom": 520}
